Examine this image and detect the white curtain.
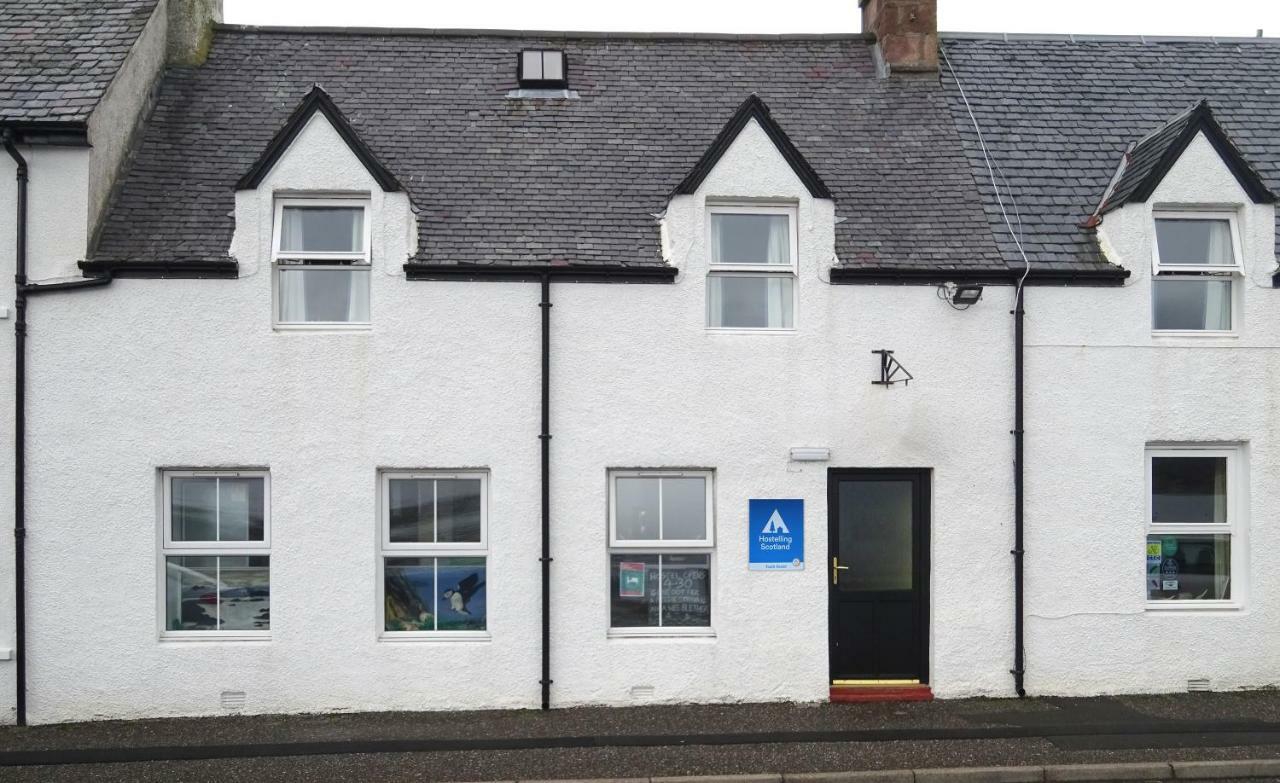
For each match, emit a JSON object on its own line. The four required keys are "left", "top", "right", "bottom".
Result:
{"left": 766, "top": 215, "right": 789, "bottom": 264}
{"left": 279, "top": 207, "right": 306, "bottom": 252}
{"left": 279, "top": 268, "right": 370, "bottom": 323}
{"left": 1201, "top": 279, "right": 1231, "bottom": 330}
{"left": 707, "top": 275, "right": 723, "bottom": 326}
{"left": 1204, "top": 219, "right": 1232, "bottom": 265}
{"left": 766, "top": 275, "right": 792, "bottom": 327}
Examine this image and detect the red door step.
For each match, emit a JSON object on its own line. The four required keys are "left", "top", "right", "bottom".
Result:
{"left": 830, "top": 683, "right": 933, "bottom": 703}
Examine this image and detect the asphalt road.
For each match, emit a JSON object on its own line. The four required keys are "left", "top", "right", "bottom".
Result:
{"left": 3, "top": 692, "right": 1279, "bottom": 781}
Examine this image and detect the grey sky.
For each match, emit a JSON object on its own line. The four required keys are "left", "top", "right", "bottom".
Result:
{"left": 224, "top": 0, "right": 1280, "bottom": 38}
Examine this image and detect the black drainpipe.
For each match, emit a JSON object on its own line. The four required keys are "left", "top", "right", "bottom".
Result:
{"left": 539, "top": 274, "right": 553, "bottom": 710}
{"left": 4, "top": 128, "right": 112, "bottom": 726}
{"left": 1011, "top": 284, "right": 1026, "bottom": 698}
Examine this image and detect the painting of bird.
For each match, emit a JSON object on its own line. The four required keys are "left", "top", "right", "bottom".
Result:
{"left": 442, "top": 572, "right": 485, "bottom": 615}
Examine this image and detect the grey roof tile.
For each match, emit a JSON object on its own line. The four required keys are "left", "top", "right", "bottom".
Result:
{"left": 0, "top": 0, "right": 158, "bottom": 123}
{"left": 92, "top": 28, "right": 1004, "bottom": 272}
{"left": 939, "top": 35, "right": 1280, "bottom": 272}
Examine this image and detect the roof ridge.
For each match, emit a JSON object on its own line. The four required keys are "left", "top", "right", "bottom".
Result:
{"left": 941, "top": 31, "right": 1280, "bottom": 44}
{"left": 213, "top": 23, "right": 870, "bottom": 42}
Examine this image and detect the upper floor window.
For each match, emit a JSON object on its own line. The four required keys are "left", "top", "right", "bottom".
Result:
{"left": 518, "top": 49, "right": 567, "bottom": 88}
{"left": 273, "top": 198, "right": 371, "bottom": 327}
{"left": 1151, "top": 213, "right": 1240, "bottom": 333}
{"left": 706, "top": 205, "right": 797, "bottom": 330}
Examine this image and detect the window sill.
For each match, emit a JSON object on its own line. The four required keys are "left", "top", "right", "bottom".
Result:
{"left": 160, "top": 632, "right": 271, "bottom": 643}
{"left": 1151, "top": 330, "right": 1238, "bottom": 339}
{"left": 274, "top": 323, "right": 372, "bottom": 333}
{"left": 608, "top": 627, "right": 716, "bottom": 639}
{"left": 705, "top": 328, "right": 796, "bottom": 336}
{"left": 1145, "top": 601, "right": 1241, "bottom": 612}
{"left": 379, "top": 631, "right": 492, "bottom": 642}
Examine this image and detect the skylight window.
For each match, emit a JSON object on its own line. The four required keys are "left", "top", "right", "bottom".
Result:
{"left": 518, "top": 50, "right": 567, "bottom": 88}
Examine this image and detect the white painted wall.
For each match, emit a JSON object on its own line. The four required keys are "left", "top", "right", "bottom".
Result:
{"left": 0, "top": 144, "right": 94, "bottom": 723}
{"left": 6, "top": 118, "right": 1279, "bottom": 724}
{"left": 1024, "top": 132, "right": 1280, "bottom": 695}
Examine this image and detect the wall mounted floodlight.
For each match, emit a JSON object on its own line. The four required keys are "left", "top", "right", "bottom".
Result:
{"left": 938, "top": 281, "right": 983, "bottom": 310}
{"left": 952, "top": 284, "right": 984, "bottom": 305}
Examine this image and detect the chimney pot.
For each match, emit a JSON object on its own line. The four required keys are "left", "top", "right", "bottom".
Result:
{"left": 861, "top": 0, "right": 938, "bottom": 73}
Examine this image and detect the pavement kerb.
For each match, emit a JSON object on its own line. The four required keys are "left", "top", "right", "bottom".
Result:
{"left": 512, "top": 758, "right": 1280, "bottom": 783}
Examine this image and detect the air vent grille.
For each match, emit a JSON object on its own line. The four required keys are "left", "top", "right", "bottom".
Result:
{"left": 1187, "top": 678, "right": 1211, "bottom": 692}
{"left": 220, "top": 690, "right": 247, "bottom": 710}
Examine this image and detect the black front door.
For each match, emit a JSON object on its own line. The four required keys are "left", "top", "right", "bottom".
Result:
{"left": 828, "top": 469, "right": 929, "bottom": 682}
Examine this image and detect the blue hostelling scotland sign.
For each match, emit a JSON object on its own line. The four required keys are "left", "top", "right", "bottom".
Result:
{"left": 748, "top": 498, "right": 804, "bottom": 571}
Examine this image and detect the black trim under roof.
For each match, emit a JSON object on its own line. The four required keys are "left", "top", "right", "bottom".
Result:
{"left": 673, "top": 94, "right": 832, "bottom": 200}
{"left": 235, "top": 85, "right": 404, "bottom": 192}
{"left": 830, "top": 266, "right": 1130, "bottom": 286}
{"left": 1098, "top": 100, "right": 1275, "bottom": 215}
{"left": 404, "top": 263, "right": 678, "bottom": 283}
{"left": 0, "top": 120, "right": 89, "bottom": 147}
{"left": 78, "top": 259, "right": 239, "bottom": 279}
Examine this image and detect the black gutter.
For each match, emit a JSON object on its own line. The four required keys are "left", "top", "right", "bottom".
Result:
{"left": 1011, "top": 286, "right": 1026, "bottom": 698}
{"left": 3, "top": 129, "right": 29, "bottom": 728}
{"left": 0, "top": 122, "right": 89, "bottom": 148}
{"left": 404, "top": 263, "right": 678, "bottom": 284}
{"left": 830, "top": 266, "right": 1129, "bottom": 286}
{"left": 4, "top": 129, "right": 114, "bottom": 727}
{"left": 79, "top": 260, "right": 238, "bottom": 279}
{"left": 539, "top": 275, "right": 552, "bottom": 711}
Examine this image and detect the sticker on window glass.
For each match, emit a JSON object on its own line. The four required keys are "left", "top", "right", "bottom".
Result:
{"left": 1161, "top": 558, "right": 1179, "bottom": 591}
{"left": 1162, "top": 536, "right": 1179, "bottom": 557}
{"left": 619, "top": 562, "right": 647, "bottom": 597}
{"left": 1146, "top": 542, "right": 1162, "bottom": 566}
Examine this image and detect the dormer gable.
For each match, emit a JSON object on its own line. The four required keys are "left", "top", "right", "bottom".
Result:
{"left": 673, "top": 94, "right": 832, "bottom": 200}
{"left": 1091, "top": 100, "right": 1274, "bottom": 221}
{"left": 236, "top": 85, "right": 403, "bottom": 193}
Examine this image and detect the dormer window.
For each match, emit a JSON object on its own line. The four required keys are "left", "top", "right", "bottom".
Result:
{"left": 1151, "top": 212, "right": 1241, "bottom": 333}
{"left": 706, "top": 205, "right": 797, "bottom": 331}
{"left": 273, "top": 198, "right": 371, "bottom": 328}
{"left": 518, "top": 49, "right": 567, "bottom": 89}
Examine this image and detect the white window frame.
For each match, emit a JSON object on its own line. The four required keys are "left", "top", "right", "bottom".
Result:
{"left": 1145, "top": 445, "right": 1244, "bottom": 610}
{"left": 607, "top": 469, "right": 715, "bottom": 637}
{"left": 1150, "top": 210, "right": 1242, "bottom": 336}
{"left": 377, "top": 470, "right": 490, "bottom": 641}
{"left": 158, "top": 469, "right": 271, "bottom": 641}
{"left": 272, "top": 196, "right": 372, "bottom": 330}
{"left": 706, "top": 203, "right": 799, "bottom": 333}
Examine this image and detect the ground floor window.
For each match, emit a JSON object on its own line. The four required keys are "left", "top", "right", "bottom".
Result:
{"left": 1146, "top": 447, "right": 1241, "bottom": 604}
{"left": 380, "top": 471, "right": 488, "bottom": 635}
{"left": 161, "top": 470, "right": 271, "bottom": 636}
{"left": 608, "top": 470, "right": 714, "bottom": 631}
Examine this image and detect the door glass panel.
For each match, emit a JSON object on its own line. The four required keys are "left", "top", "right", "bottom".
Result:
{"left": 838, "top": 480, "right": 913, "bottom": 591}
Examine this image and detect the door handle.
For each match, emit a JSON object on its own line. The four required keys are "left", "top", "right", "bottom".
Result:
{"left": 832, "top": 556, "right": 849, "bottom": 585}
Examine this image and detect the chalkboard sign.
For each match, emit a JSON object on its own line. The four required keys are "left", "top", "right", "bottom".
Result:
{"left": 656, "top": 558, "right": 710, "bottom": 626}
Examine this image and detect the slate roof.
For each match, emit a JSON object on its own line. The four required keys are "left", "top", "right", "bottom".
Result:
{"left": 91, "top": 26, "right": 1004, "bottom": 274}
{"left": 939, "top": 34, "right": 1280, "bottom": 276}
{"left": 1096, "top": 99, "right": 1274, "bottom": 216}
{"left": 0, "top": 0, "right": 158, "bottom": 123}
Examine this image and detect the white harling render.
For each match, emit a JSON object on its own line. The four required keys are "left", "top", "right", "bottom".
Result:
{"left": 1027, "top": 131, "right": 1280, "bottom": 694}
{"left": 2, "top": 0, "right": 1279, "bottom": 726}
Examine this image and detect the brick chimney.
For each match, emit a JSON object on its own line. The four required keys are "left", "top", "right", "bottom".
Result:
{"left": 860, "top": 0, "right": 938, "bottom": 73}
{"left": 168, "top": 0, "right": 223, "bottom": 66}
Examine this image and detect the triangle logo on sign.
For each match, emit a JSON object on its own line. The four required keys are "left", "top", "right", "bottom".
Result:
{"left": 762, "top": 509, "right": 790, "bottom": 535}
